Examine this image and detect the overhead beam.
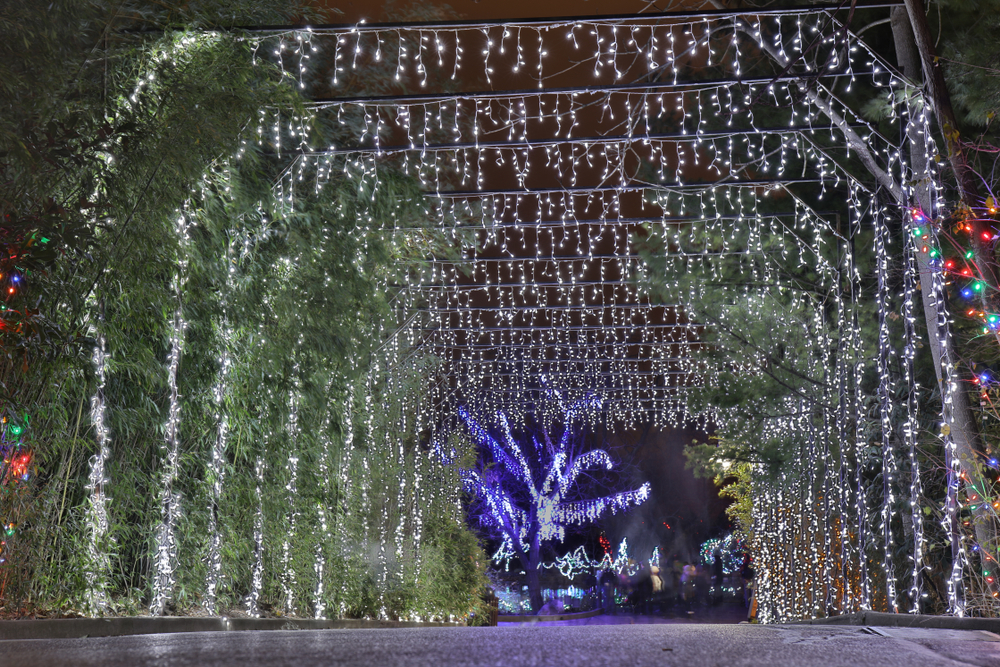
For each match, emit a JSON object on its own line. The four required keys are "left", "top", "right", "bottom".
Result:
{"left": 310, "top": 125, "right": 862, "bottom": 155}
{"left": 311, "top": 73, "right": 864, "bottom": 106}
{"left": 235, "top": 2, "right": 900, "bottom": 33}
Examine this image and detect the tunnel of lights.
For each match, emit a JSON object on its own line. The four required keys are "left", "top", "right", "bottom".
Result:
{"left": 250, "top": 1, "right": 960, "bottom": 622}
{"left": 69, "top": 2, "right": 993, "bottom": 622}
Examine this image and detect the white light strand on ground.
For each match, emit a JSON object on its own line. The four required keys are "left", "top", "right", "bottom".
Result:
{"left": 875, "top": 204, "right": 899, "bottom": 612}
{"left": 204, "top": 233, "right": 236, "bottom": 614}
{"left": 902, "top": 217, "right": 926, "bottom": 611}
{"left": 247, "top": 456, "right": 266, "bottom": 617}
{"left": 313, "top": 387, "right": 336, "bottom": 620}
{"left": 151, "top": 212, "right": 191, "bottom": 616}
{"left": 83, "top": 330, "right": 113, "bottom": 616}
{"left": 903, "top": 101, "right": 966, "bottom": 617}
{"left": 282, "top": 384, "right": 301, "bottom": 614}
{"left": 337, "top": 387, "right": 355, "bottom": 618}
{"left": 911, "top": 200, "right": 965, "bottom": 616}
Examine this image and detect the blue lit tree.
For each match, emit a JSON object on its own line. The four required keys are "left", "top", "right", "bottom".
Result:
{"left": 458, "top": 395, "right": 650, "bottom": 611}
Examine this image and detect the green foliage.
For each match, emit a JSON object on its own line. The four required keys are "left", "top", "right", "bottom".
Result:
{"left": 685, "top": 439, "right": 754, "bottom": 539}
{"left": 0, "top": 0, "right": 485, "bottom": 620}
{"left": 717, "top": 463, "right": 753, "bottom": 538}
{"left": 937, "top": 0, "right": 1000, "bottom": 127}
{"left": 636, "top": 184, "right": 873, "bottom": 471}
{"left": 416, "top": 511, "right": 490, "bottom": 621}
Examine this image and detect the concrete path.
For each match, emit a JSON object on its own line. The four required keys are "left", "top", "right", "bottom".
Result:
{"left": 498, "top": 608, "right": 749, "bottom": 626}
{"left": 3, "top": 622, "right": 1000, "bottom": 666}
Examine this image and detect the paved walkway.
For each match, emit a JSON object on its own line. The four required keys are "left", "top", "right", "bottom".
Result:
{"left": 498, "top": 607, "right": 749, "bottom": 626}
{"left": 3, "top": 622, "right": 1000, "bottom": 666}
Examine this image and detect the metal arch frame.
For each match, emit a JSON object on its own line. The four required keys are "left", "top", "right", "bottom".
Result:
{"left": 234, "top": 2, "right": 902, "bottom": 34}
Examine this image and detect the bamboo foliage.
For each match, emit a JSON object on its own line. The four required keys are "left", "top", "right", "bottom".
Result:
{"left": 0, "top": 1, "right": 487, "bottom": 618}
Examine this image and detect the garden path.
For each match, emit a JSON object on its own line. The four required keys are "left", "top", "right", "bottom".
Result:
{"left": 3, "top": 622, "right": 999, "bottom": 666}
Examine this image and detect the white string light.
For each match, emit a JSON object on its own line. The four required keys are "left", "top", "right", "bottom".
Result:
{"left": 246, "top": 456, "right": 266, "bottom": 617}
{"left": 151, "top": 211, "right": 191, "bottom": 616}
{"left": 88, "top": 5, "right": 976, "bottom": 621}
{"left": 83, "top": 330, "right": 113, "bottom": 615}
{"left": 204, "top": 231, "right": 236, "bottom": 614}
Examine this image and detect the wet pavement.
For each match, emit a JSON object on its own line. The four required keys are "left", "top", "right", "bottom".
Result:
{"left": 3, "top": 622, "right": 1000, "bottom": 667}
